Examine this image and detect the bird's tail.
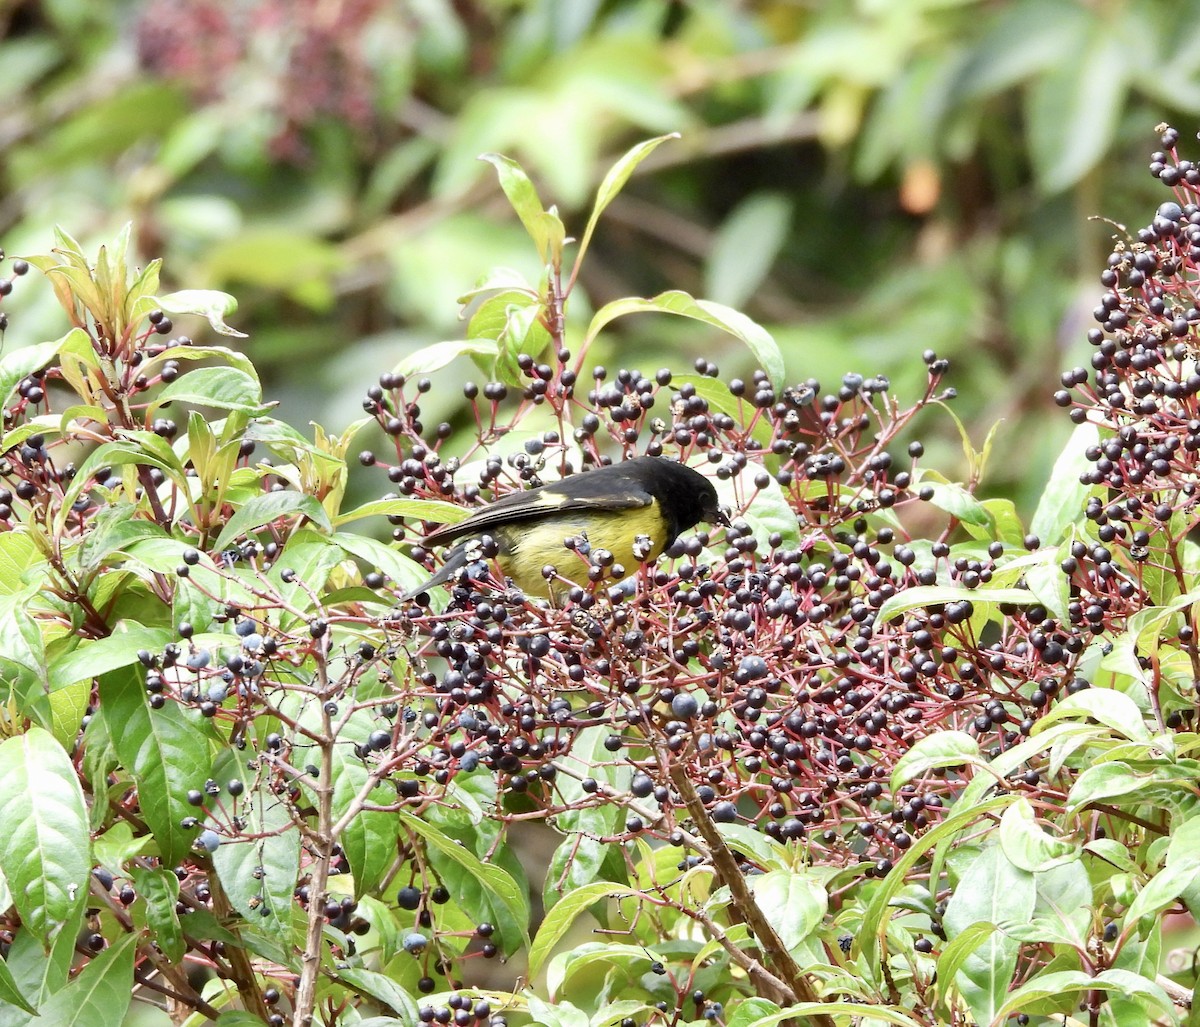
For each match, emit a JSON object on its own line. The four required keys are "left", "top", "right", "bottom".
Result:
{"left": 399, "top": 543, "right": 472, "bottom": 601}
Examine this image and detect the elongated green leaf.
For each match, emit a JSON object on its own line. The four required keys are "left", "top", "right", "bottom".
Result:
{"left": 891, "top": 731, "right": 981, "bottom": 791}
{"left": 751, "top": 868, "right": 827, "bottom": 955}
{"left": 1030, "top": 420, "right": 1099, "bottom": 542}
{"left": 156, "top": 288, "right": 247, "bottom": 337}
{"left": 50, "top": 625, "right": 174, "bottom": 691}
{"left": 212, "top": 752, "right": 300, "bottom": 931}
{"left": 1124, "top": 856, "right": 1200, "bottom": 930}
{"left": 998, "top": 797, "right": 1080, "bottom": 872}
{"left": 921, "top": 480, "right": 991, "bottom": 526}
{"left": 140, "top": 343, "right": 259, "bottom": 382}
{"left": 543, "top": 835, "right": 608, "bottom": 914}
{"left": 1067, "top": 762, "right": 1155, "bottom": 812}
{"left": 1022, "top": 549, "right": 1071, "bottom": 624}
{"left": 336, "top": 968, "right": 421, "bottom": 1021}
{"left": 101, "top": 667, "right": 213, "bottom": 866}
{"left": 528, "top": 881, "right": 638, "bottom": 978}
{"left": 0, "top": 729, "right": 88, "bottom": 949}
{"left": 56, "top": 439, "right": 188, "bottom": 533}
{"left": 584, "top": 291, "right": 784, "bottom": 390}
{"left": 1, "top": 923, "right": 75, "bottom": 1013}
{"left": 213, "top": 491, "right": 332, "bottom": 551}
{"left": 1025, "top": 20, "right": 1127, "bottom": 194}
{"left": 859, "top": 794, "right": 1018, "bottom": 969}
{"left": 0, "top": 950, "right": 36, "bottom": 1014}
{"left": 942, "top": 844, "right": 1035, "bottom": 1025}
{"left": 152, "top": 366, "right": 269, "bottom": 416}
{"left": 876, "top": 584, "right": 1039, "bottom": 624}
{"left": 1036, "top": 689, "right": 1151, "bottom": 742}
{"left": 327, "top": 713, "right": 401, "bottom": 898}
{"left": 933, "top": 921, "right": 997, "bottom": 1016}
{"left": 726, "top": 999, "right": 781, "bottom": 1027}
{"left": 0, "top": 338, "right": 63, "bottom": 409}
{"left": 479, "top": 153, "right": 548, "bottom": 254}
{"left": 30, "top": 934, "right": 136, "bottom": 1027}
{"left": 332, "top": 531, "right": 428, "bottom": 596}
{"left": 994, "top": 968, "right": 1172, "bottom": 1022}
{"left": 747, "top": 1004, "right": 923, "bottom": 1027}
{"left": 706, "top": 192, "right": 793, "bottom": 309}
{"left": 393, "top": 339, "right": 498, "bottom": 379}
{"left": 574, "top": 134, "right": 679, "bottom": 274}
{"left": 398, "top": 810, "right": 530, "bottom": 952}
{"left": 334, "top": 496, "right": 469, "bottom": 529}
{"left": 130, "top": 866, "right": 183, "bottom": 963}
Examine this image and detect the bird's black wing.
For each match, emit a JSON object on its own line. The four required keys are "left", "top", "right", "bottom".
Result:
{"left": 421, "top": 473, "right": 653, "bottom": 547}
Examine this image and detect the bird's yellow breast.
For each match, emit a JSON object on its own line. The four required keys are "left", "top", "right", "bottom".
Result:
{"left": 496, "top": 503, "right": 667, "bottom": 598}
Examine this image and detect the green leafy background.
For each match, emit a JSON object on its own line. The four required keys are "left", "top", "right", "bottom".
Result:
{"left": 4, "top": 0, "right": 1195, "bottom": 511}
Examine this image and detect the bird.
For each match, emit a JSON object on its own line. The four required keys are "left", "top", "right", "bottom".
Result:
{"left": 400, "top": 456, "right": 721, "bottom": 602}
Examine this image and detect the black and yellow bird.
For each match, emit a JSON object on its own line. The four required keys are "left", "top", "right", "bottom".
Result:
{"left": 402, "top": 456, "right": 720, "bottom": 601}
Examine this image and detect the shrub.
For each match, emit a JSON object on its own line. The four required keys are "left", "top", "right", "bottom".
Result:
{"left": 1, "top": 129, "right": 1199, "bottom": 1027}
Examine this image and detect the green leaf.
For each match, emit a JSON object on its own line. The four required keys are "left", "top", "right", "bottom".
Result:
{"left": 101, "top": 667, "right": 213, "bottom": 866}
{"left": 336, "top": 968, "right": 421, "bottom": 1021}
{"left": 751, "top": 868, "right": 827, "bottom": 955}
{"left": 920, "top": 479, "right": 991, "bottom": 527}
{"left": 584, "top": 290, "right": 785, "bottom": 390}
{"left": 1030, "top": 420, "right": 1099, "bottom": 542}
{"left": 994, "top": 968, "right": 1172, "bottom": 1021}
{"left": 332, "top": 531, "right": 428, "bottom": 596}
{"left": 573, "top": 133, "right": 679, "bottom": 275}
{"left": 726, "top": 998, "right": 781, "bottom": 1027}
{"left": 933, "top": 922, "right": 998, "bottom": 1016}
{"left": 0, "top": 728, "right": 89, "bottom": 947}
{"left": 527, "top": 994, "right": 588, "bottom": 1027}
{"left": 891, "top": 731, "right": 981, "bottom": 791}
{"left": 328, "top": 718, "right": 401, "bottom": 898}
{"left": 0, "top": 338, "right": 64, "bottom": 409}
{"left": 152, "top": 366, "right": 269, "bottom": 416}
{"left": 1123, "top": 855, "right": 1200, "bottom": 931}
{"left": 859, "top": 794, "right": 1018, "bottom": 969}
{"left": 0, "top": 949, "right": 36, "bottom": 1015}
{"left": 0, "top": 530, "right": 40, "bottom": 597}
{"left": 156, "top": 288, "right": 247, "bottom": 337}
{"left": 706, "top": 193, "right": 793, "bottom": 310}
{"left": 667, "top": 374, "right": 774, "bottom": 449}
{"left": 49, "top": 625, "right": 174, "bottom": 691}
{"left": 1067, "top": 762, "right": 1154, "bottom": 812}
{"left": 57, "top": 439, "right": 188, "bottom": 533}
{"left": 746, "top": 1005, "right": 923, "bottom": 1027}
{"left": 998, "top": 797, "right": 1080, "bottom": 872}
{"left": 334, "top": 496, "right": 469, "bottom": 529}
{"left": 479, "top": 153, "right": 550, "bottom": 259}
{"left": 130, "top": 866, "right": 183, "bottom": 963}
{"left": 213, "top": 491, "right": 332, "bottom": 552}
{"left": 393, "top": 338, "right": 500, "bottom": 380}
{"left": 942, "top": 843, "right": 1036, "bottom": 1025}
{"left": 210, "top": 749, "right": 300, "bottom": 931}
{"left": 1025, "top": 18, "right": 1127, "bottom": 194}
{"left": 398, "top": 809, "right": 530, "bottom": 953}
{"left": 543, "top": 835, "right": 608, "bottom": 914}
{"left": 139, "top": 342, "right": 259, "bottom": 383}
{"left": 876, "top": 584, "right": 1040, "bottom": 624}
{"left": 1036, "top": 688, "right": 1152, "bottom": 742}
{"left": 29, "top": 933, "right": 136, "bottom": 1027}
{"left": 528, "top": 881, "right": 638, "bottom": 978}
{"left": 0, "top": 924, "right": 75, "bottom": 1012}
{"left": 1021, "top": 549, "right": 1072, "bottom": 624}
{"left": 714, "top": 461, "right": 799, "bottom": 551}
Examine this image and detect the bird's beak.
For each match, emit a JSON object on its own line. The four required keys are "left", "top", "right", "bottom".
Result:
{"left": 708, "top": 503, "right": 731, "bottom": 528}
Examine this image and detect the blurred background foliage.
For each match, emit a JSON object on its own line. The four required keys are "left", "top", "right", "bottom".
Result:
{"left": 4, "top": 0, "right": 1200, "bottom": 510}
